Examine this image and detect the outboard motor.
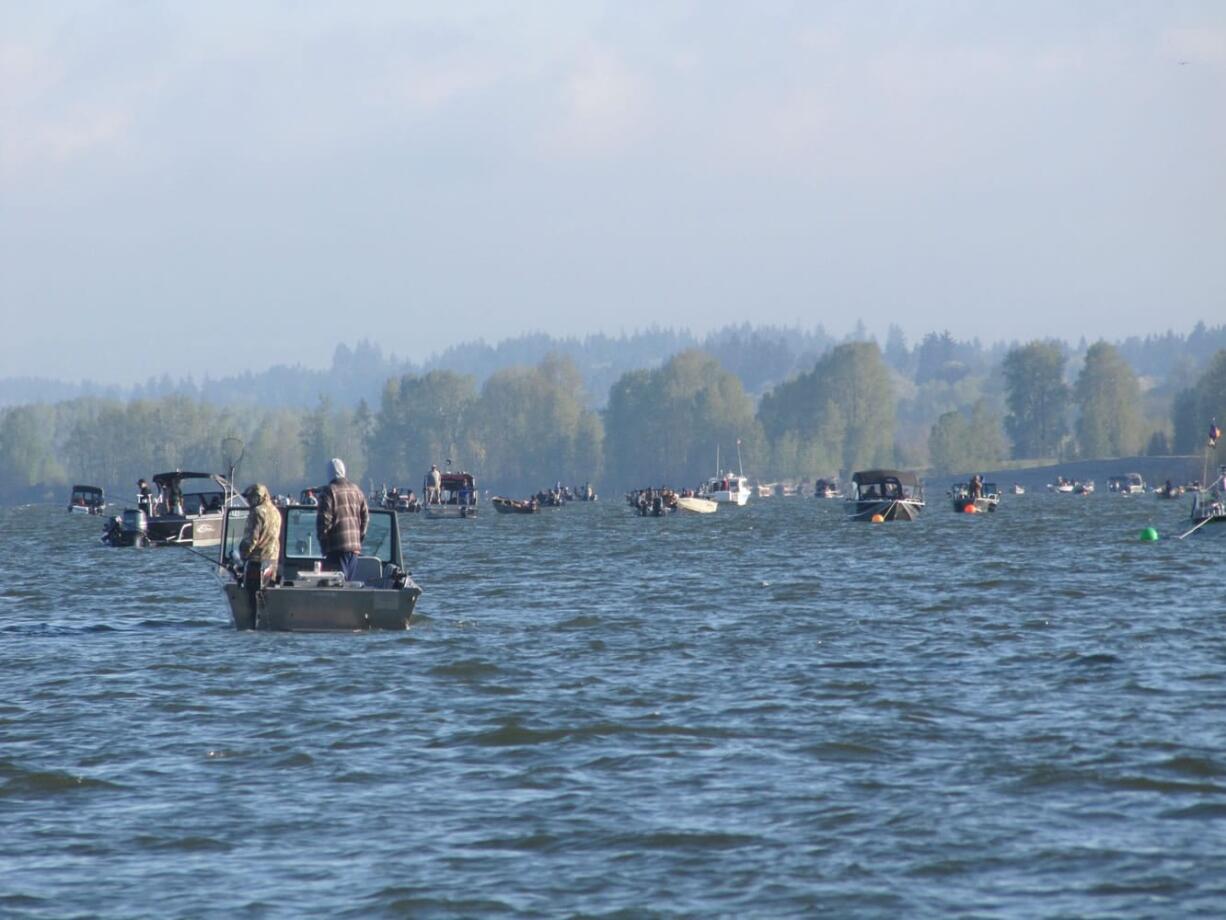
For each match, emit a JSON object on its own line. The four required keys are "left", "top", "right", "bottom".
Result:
{"left": 104, "top": 508, "right": 149, "bottom": 547}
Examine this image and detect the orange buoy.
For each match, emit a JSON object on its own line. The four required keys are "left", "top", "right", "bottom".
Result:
{"left": 963, "top": 504, "right": 977, "bottom": 514}
{"left": 870, "top": 513, "right": 885, "bottom": 523}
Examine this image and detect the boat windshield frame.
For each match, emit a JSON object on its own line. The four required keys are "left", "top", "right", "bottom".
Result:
{"left": 850, "top": 470, "right": 923, "bottom": 501}
{"left": 219, "top": 504, "right": 403, "bottom": 573}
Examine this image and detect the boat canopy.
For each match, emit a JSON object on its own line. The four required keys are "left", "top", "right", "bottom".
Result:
{"left": 441, "top": 472, "right": 476, "bottom": 490}
{"left": 71, "top": 484, "right": 103, "bottom": 497}
{"left": 851, "top": 469, "right": 921, "bottom": 487}
{"left": 153, "top": 471, "right": 228, "bottom": 488}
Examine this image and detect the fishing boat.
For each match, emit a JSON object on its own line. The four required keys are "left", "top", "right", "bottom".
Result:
{"left": 702, "top": 473, "right": 750, "bottom": 505}
{"left": 424, "top": 471, "right": 478, "bottom": 519}
{"left": 950, "top": 481, "right": 1000, "bottom": 513}
{"left": 1011, "top": 483, "right": 1026, "bottom": 495}
{"left": 814, "top": 478, "right": 841, "bottom": 499}
{"left": 846, "top": 469, "right": 925, "bottom": 521}
{"left": 217, "top": 504, "right": 422, "bottom": 631}
{"left": 755, "top": 482, "right": 775, "bottom": 499}
{"left": 675, "top": 495, "right": 718, "bottom": 514}
{"left": 68, "top": 484, "right": 105, "bottom": 515}
{"left": 1074, "top": 480, "right": 1095, "bottom": 495}
{"left": 1109, "top": 473, "right": 1146, "bottom": 494}
{"left": 1050, "top": 477, "right": 1075, "bottom": 493}
{"left": 104, "top": 471, "right": 246, "bottom": 547}
{"left": 492, "top": 496, "right": 539, "bottom": 514}
{"left": 1156, "top": 480, "right": 1184, "bottom": 499}
{"left": 700, "top": 442, "right": 751, "bottom": 505}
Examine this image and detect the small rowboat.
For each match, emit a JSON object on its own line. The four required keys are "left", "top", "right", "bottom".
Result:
{"left": 492, "top": 497, "right": 539, "bottom": 514}
{"left": 675, "top": 496, "right": 718, "bottom": 514}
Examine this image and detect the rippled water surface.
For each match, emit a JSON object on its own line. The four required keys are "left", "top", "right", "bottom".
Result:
{"left": 2, "top": 495, "right": 1225, "bottom": 917}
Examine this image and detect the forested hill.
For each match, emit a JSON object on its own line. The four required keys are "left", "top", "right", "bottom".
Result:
{"left": 4, "top": 322, "right": 1225, "bottom": 412}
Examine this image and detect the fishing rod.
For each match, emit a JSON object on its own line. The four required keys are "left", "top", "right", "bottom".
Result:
{"left": 172, "top": 541, "right": 241, "bottom": 581}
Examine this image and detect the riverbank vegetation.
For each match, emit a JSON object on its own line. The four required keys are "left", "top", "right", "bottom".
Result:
{"left": 2, "top": 325, "right": 1224, "bottom": 503}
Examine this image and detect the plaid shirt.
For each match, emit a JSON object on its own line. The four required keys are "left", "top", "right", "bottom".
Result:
{"left": 317, "top": 478, "right": 369, "bottom": 554}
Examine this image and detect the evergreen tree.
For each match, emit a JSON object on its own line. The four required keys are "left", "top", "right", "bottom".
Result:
{"left": 1003, "top": 341, "right": 1068, "bottom": 458}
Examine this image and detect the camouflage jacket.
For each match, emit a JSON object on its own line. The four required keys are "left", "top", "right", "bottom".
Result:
{"left": 242, "top": 485, "right": 281, "bottom": 561}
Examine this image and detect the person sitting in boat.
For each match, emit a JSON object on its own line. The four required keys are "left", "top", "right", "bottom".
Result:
{"left": 317, "top": 458, "right": 369, "bottom": 582}
{"left": 239, "top": 483, "right": 282, "bottom": 603}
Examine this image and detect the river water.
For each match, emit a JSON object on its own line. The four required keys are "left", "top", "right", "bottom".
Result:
{"left": 1, "top": 494, "right": 1224, "bottom": 917}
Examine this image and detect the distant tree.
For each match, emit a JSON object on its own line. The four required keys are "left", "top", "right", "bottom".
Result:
{"left": 1003, "top": 341, "right": 1068, "bottom": 458}
{"left": 1074, "top": 341, "right": 1142, "bottom": 458}
{"left": 1172, "top": 349, "right": 1226, "bottom": 454}
{"left": 927, "top": 399, "right": 1005, "bottom": 473}
{"left": 1146, "top": 430, "right": 1170, "bottom": 456}
{"left": 758, "top": 341, "right": 894, "bottom": 473}
{"left": 927, "top": 410, "right": 969, "bottom": 473}
{"left": 470, "top": 354, "right": 603, "bottom": 493}
{"left": 368, "top": 371, "right": 479, "bottom": 485}
{"left": 604, "top": 350, "right": 760, "bottom": 488}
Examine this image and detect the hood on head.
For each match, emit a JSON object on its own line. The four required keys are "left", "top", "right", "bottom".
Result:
{"left": 243, "top": 483, "right": 271, "bottom": 505}
{"left": 328, "top": 458, "right": 346, "bottom": 481}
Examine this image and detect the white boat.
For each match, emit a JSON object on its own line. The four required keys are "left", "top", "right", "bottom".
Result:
{"left": 814, "top": 478, "right": 841, "bottom": 499}
{"left": 1050, "top": 477, "right": 1075, "bottom": 493}
{"left": 1108, "top": 473, "right": 1146, "bottom": 495}
{"left": 1074, "top": 480, "right": 1095, "bottom": 495}
{"left": 755, "top": 483, "right": 775, "bottom": 499}
{"left": 702, "top": 473, "right": 750, "bottom": 506}
{"left": 1011, "top": 484, "right": 1025, "bottom": 495}
{"left": 675, "top": 496, "right": 718, "bottom": 514}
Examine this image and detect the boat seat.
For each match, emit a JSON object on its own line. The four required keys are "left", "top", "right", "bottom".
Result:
{"left": 349, "top": 556, "right": 384, "bottom": 587}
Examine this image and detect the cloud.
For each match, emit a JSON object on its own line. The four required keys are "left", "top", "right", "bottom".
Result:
{"left": 539, "top": 45, "right": 650, "bottom": 158}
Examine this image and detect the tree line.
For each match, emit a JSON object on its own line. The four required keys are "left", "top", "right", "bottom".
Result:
{"left": 2, "top": 343, "right": 1225, "bottom": 504}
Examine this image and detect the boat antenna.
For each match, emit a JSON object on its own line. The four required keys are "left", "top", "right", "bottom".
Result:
{"left": 736, "top": 438, "right": 744, "bottom": 477}
{"left": 221, "top": 437, "right": 245, "bottom": 500}
{"left": 715, "top": 444, "right": 720, "bottom": 476}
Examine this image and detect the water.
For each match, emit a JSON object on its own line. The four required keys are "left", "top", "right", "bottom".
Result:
{"left": 2, "top": 495, "right": 1224, "bottom": 917}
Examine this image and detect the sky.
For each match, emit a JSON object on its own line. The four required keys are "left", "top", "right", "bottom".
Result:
{"left": 2, "top": 1, "right": 1224, "bottom": 384}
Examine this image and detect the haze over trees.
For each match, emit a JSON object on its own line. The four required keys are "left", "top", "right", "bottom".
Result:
{"left": 2, "top": 325, "right": 1225, "bottom": 503}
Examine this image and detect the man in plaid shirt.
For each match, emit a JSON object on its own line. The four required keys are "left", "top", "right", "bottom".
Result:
{"left": 317, "top": 457, "right": 369, "bottom": 581}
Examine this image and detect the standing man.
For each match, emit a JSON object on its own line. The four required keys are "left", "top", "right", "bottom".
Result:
{"left": 317, "top": 457, "right": 369, "bottom": 581}
{"left": 240, "top": 483, "right": 282, "bottom": 616}
{"left": 428, "top": 464, "right": 442, "bottom": 504}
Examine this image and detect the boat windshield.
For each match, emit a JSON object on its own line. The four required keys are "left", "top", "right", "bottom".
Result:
{"left": 282, "top": 507, "right": 396, "bottom": 563}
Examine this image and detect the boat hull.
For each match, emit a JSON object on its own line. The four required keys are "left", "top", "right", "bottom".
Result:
{"left": 225, "top": 582, "right": 421, "bottom": 631}
{"left": 492, "top": 498, "right": 537, "bottom": 514}
{"left": 424, "top": 505, "right": 477, "bottom": 519}
{"left": 951, "top": 497, "right": 998, "bottom": 513}
{"left": 676, "top": 496, "right": 718, "bottom": 514}
{"left": 846, "top": 498, "right": 923, "bottom": 521}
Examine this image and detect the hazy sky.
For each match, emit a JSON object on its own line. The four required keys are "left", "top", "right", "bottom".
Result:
{"left": 2, "top": 1, "right": 1224, "bottom": 383}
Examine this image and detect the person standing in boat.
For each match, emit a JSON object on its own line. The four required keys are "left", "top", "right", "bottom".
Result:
{"left": 317, "top": 457, "right": 369, "bottom": 581}
{"left": 427, "top": 464, "right": 442, "bottom": 504}
{"left": 239, "top": 483, "right": 282, "bottom": 606}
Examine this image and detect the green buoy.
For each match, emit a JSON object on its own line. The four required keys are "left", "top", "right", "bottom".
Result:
{"left": 1140, "top": 527, "right": 1159, "bottom": 542}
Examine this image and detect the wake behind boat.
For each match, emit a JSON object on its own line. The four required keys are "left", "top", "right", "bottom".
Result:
{"left": 846, "top": 469, "right": 924, "bottom": 521}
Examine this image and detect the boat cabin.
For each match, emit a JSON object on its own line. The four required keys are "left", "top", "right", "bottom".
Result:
{"left": 69, "top": 484, "right": 105, "bottom": 514}
{"left": 221, "top": 504, "right": 405, "bottom": 584}
{"left": 218, "top": 504, "right": 421, "bottom": 630}
{"left": 1108, "top": 473, "right": 1146, "bottom": 494}
{"left": 850, "top": 469, "right": 922, "bottom": 501}
{"left": 141, "top": 471, "right": 245, "bottom": 546}
{"left": 436, "top": 472, "right": 477, "bottom": 506}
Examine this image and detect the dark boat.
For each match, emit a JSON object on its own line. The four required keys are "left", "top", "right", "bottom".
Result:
{"left": 218, "top": 505, "right": 422, "bottom": 631}
{"left": 145, "top": 471, "right": 245, "bottom": 546}
{"left": 846, "top": 470, "right": 925, "bottom": 521}
{"left": 492, "top": 497, "right": 539, "bottom": 514}
{"left": 68, "top": 484, "right": 105, "bottom": 515}
{"left": 950, "top": 481, "right": 1000, "bottom": 513}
